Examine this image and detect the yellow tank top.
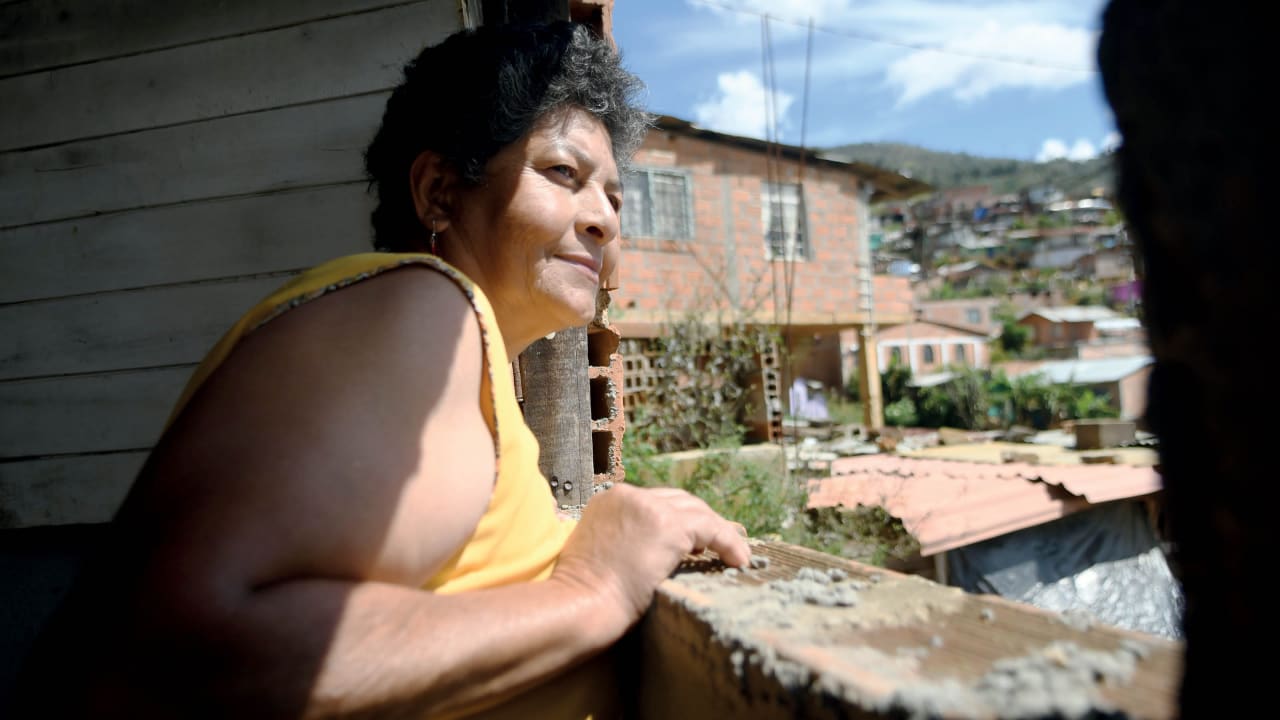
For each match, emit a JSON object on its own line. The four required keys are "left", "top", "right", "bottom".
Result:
{"left": 164, "top": 252, "right": 617, "bottom": 719}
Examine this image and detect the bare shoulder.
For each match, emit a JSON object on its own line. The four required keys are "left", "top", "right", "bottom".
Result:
{"left": 130, "top": 265, "right": 497, "bottom": 597}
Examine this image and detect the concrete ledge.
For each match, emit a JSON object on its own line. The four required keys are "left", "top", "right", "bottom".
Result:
{"left": 636, "top": 540, "right": 1181, "bottom": 719}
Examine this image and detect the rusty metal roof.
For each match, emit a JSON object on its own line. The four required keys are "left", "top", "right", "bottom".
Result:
{"left": 808, "top": 455, "right": 1163, "bottom": 556}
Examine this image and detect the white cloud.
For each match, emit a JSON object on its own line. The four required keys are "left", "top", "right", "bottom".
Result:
{"left": 693, "top": 71, "right": 794, "bottom": 139}
{"left": 685, "top": 0, "right": 853, "bottom": 26}
{"left": 1100, "top": 131, "right": 1121, "bottom": 153}
{"left": 886, "top": 20, "right": 1097, "bottom": 106}
{"left": 1036, "top": 137, "right": 1099, "bottom": 162}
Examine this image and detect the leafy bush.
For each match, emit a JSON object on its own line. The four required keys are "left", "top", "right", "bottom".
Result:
{"left": 880, "top": 362, "right": 914, "bottom": 405}
{"left": 628, "top": 316, "right": 776, "bottom": 453}
{"left": 624, "top": 431, "right": 802, "bottom": 540}
{"left": 796, "top": 506, "right": 921, "bottom": 567}
{"left": 883, "top": 397, "right": 918, "bottom": 427}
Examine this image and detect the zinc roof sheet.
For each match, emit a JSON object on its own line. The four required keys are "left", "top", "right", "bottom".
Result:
{"left": 1010, "top": 355, "right": 1153, "bottom": 385}
{"left": 808, "top": 455, "right": 1162, "bottom": 556}
{"left": 1019, "top": 306, "right": 1123, "bottom": 323}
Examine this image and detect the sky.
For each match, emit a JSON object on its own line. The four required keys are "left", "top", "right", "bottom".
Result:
{"left": 611, "top": 0, "right": 1121, "bottom": 162}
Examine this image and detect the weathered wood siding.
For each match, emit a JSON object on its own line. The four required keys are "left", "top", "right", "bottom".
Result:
{"left": 0, "top": 0, "right": 474, "bottom": 528}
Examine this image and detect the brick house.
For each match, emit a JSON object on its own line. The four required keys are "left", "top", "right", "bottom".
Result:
{"left": 609, "top": 116, "right": 929, "bottom": 426}
{"left": 1018, "top": 306, "right": 1147, "bottom": 359}
{"left": 915, "top": 297, "right": 1007, "bottom": 336}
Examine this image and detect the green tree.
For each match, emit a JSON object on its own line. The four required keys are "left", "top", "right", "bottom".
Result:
{"left": 997, "top": 317, "right": 1032, "bottom": 357}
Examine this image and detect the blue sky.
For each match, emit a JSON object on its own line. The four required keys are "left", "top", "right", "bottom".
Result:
{"left": 612, "top": 0, "right": 1119, "bottom": 162}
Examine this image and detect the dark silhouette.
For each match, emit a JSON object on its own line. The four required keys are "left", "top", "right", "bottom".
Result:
{"left": 1099, "top": 1, "right": 1273, "bottom": 715}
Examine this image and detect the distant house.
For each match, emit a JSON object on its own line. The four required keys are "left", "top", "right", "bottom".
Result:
{"left": 1019, "top": 305, "right": 1123, "bottom": 350}
{"left": 932, "top": 260, "right": 1007, "bottom": 292}
{"left": 915, "top": 297, "right": 1006, "bottom": 336}
{"left": 1028, "top": 227, "right": 1104, "bottom": 270}
{"left": 1005, "top": 355, "right": 1154, "bottom": 420}
{"left": 609, "top": 115, "right": 930, "bottom": 428}
{"left": 850, "top": 319, "right": 991, "bottom": 376}
{"left": 1073, "top": 247, "right": 1136, "bottom": 283}
{"left": 1045, "top": 197, "right": 1114, "bottom": 225}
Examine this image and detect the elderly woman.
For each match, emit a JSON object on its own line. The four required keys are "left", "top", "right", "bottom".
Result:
{"left": 13, "top": 21, "right": 749, "bottom": 719}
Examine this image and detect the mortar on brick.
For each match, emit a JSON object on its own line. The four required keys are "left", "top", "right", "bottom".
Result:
{"left": 662, "top": 547, "right": 1154, "bottom": 720}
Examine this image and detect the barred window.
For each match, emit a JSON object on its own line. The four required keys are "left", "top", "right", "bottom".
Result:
{"left": 762, "top": 182, "right": 808, "bottom": 260}
{"left": 621, "top": 169, "right": 693, "bottom": 240}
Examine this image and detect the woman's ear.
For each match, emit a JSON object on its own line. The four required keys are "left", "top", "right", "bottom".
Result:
{"left": 409, "top": 150, "right": 456, "bottom": 232}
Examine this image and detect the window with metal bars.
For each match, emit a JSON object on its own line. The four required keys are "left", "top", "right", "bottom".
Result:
{"left": 762, "top": 182, "right": 808, "bottom": 260}
{"left": 621, "top": 168, "right": 693, "bottom": 240}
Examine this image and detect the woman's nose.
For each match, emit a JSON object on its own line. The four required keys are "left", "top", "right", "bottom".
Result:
{"left": 578, "top": 185, "right": 618, "bottom": 246}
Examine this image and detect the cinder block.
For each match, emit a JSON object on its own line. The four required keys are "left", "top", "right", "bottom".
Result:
{"left": 589, "top": 324, "right": 626, "bottom": 489}
{"left": 1074, "top": 419, "right": 1136, "bottom": 450}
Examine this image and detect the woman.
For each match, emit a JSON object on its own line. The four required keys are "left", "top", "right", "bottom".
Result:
{"left": 13, "top": 21, "right": 749, "bottom": 719}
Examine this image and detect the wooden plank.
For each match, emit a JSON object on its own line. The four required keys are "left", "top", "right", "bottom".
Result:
{"left": 0, "top": 92, "right": 385, "bottom": 229}
{"left": 0, "top": 275, "right": 286, "bottom": 381}
{"left": 637, "top": 541, "right": 1181, "bottom": 719}
{"left": 0, "top": 367, "right": 192, "bottom": 458}
{"left": 0, "top": 183, "right": 372, "bottom": 304}
{"left": 0, "top": 1, "right": 458, "bottom": 152}
{"left": 519, "top": 328, "right": 594, "bottom": 507}
{"left": 0, "top": 452, "right": 146, "bottom": 528}
{"left": 0, "top": 0, "right": 432, "bottom": 77}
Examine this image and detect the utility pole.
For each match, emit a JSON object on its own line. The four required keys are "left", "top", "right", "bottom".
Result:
{"left": 855, "top": 185, "right": 884, "bottom": 431}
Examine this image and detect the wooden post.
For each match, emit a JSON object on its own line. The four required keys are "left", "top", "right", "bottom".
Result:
{"left": 484, "top": 1, "right": 606, "bottom": 507}
{"left": 520, "top": 329, "right": 594, "bottom": 508}
{"left": 857, "top": 327, "right": 884, "bottom": 432}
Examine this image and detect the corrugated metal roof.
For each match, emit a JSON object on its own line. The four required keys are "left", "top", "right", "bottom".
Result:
{"left": 908, "top": 371, "right": 956, "bottom": 388}
{"left": 1095, "top": 317, "right": 1143, "bottom": 332}
{"left": 808, "top": 455, "right": 1162, "bottom": 556}
{"left": 1018, "top": 306, "right": 1123, "bottom": 323}
{"left": 1010, "top": 355, "right": 1153, "bottom": 384}
{"left": 652, "top": 115, "right": 932, "bottom": 201}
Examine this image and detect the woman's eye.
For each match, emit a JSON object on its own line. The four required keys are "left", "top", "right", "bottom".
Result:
{"left": 550, "top": 164, "right": 577, "bottom": 179}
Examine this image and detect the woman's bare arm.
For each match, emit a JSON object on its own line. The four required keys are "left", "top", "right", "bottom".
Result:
{"left": 83, "top": 267, "right": 747, "bottom": 718}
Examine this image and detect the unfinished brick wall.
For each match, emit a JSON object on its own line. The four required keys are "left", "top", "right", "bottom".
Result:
{"left": 588, "top": 284, "right": 626, "bottom": 490}
{"left": 612, "top": 135, "right": 915, "bottom": 334}
{"left": 587, "top": 323, "right": 625, "bottom": 488}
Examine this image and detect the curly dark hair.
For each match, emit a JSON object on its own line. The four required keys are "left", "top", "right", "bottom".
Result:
{"left": 363, "top": 21, "right": 651, "bottom": 252}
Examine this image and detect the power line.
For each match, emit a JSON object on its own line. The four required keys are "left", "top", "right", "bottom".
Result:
{"left": 688, "top": 0, "right": 1098, "bottom": 74}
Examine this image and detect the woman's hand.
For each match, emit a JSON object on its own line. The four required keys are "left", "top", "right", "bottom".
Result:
{"left": 549, "top": 484, "right": 751, "bottom": 635}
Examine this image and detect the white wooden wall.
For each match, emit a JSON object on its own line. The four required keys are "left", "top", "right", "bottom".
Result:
{"left": 0, "top": 0, "right": 474, "bottom": 528}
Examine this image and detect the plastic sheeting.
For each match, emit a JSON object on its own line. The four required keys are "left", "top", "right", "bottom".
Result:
{"left": 947, "top": 500, "right": 1184, "bottom": 639}
{"left": 789, "top": 378, "right": 830, "bottom": 422}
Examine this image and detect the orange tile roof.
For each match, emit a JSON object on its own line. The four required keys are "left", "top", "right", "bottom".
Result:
{"left": 808, "top": 455, "right": 1163, "bottom": 557}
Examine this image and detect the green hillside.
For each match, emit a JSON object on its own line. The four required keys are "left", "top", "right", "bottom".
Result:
{"left": 822, "top": 142, "right": 1114, "bottom": 198}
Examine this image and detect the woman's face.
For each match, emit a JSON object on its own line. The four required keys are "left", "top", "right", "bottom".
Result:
{"left": 447, "top": 108, "right": 622, "bottom": 355}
